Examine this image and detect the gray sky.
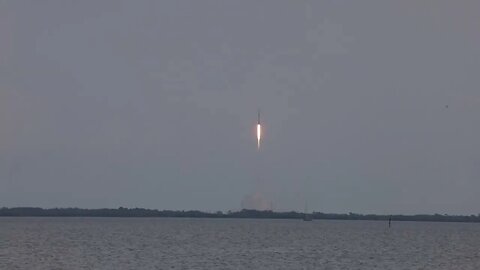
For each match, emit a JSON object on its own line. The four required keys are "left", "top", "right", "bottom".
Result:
{"left": 1, "top": 1, "right": 479, "bottom": 214}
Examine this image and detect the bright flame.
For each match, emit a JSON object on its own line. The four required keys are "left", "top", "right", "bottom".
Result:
{"left": 257, "top": 124, "right": 262, "bottom": 149}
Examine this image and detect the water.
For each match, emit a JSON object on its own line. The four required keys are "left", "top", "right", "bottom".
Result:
{"left": 1, "top": 217, "right": 479, "bottom": 269}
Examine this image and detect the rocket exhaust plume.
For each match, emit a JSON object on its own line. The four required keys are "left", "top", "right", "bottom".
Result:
{"left": 257, "top": 109, "right": 262, "bottom": 149}
{"left": 257, "top": 123, "right": 261, "bottom": 149}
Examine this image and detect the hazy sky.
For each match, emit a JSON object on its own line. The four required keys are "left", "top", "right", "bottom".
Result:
{"left": 1, "top": 1, "right": 479, "bottom": 214}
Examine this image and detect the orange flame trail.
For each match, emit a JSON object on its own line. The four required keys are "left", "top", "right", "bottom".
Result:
{"left": 257, "top": 124, "right": 261, "bottom": 149}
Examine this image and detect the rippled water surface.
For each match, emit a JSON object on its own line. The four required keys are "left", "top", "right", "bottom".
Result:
{"left": 1, "top": 217, "right": 479, "bottom": 269}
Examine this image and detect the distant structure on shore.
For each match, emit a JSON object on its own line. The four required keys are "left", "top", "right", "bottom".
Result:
{"left": 302, "top": 202, "right": 313, "bottom": 221}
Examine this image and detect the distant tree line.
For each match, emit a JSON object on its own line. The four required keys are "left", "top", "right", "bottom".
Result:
{"left": 0, "top": 207, "right": 479, "bottom": 223}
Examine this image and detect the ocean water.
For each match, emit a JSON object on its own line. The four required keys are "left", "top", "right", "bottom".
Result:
{"left": 1, "top": 217, "right": 479, "bottom": 269}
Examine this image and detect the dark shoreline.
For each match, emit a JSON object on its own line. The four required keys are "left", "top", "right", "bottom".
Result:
{"left": 1, "top": 207, "right": 479, "bottom": 223}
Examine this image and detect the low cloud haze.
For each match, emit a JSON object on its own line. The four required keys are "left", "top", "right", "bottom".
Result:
{"left": 0, "top": 1, "right": 479, "bottom": 214}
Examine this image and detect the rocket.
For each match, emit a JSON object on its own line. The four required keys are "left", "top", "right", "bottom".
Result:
{"left": 258, "top": 109, "right": 261, "bottom": 125}
{"left": 257, "top": 109, "right": 262, "bottom": 149}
